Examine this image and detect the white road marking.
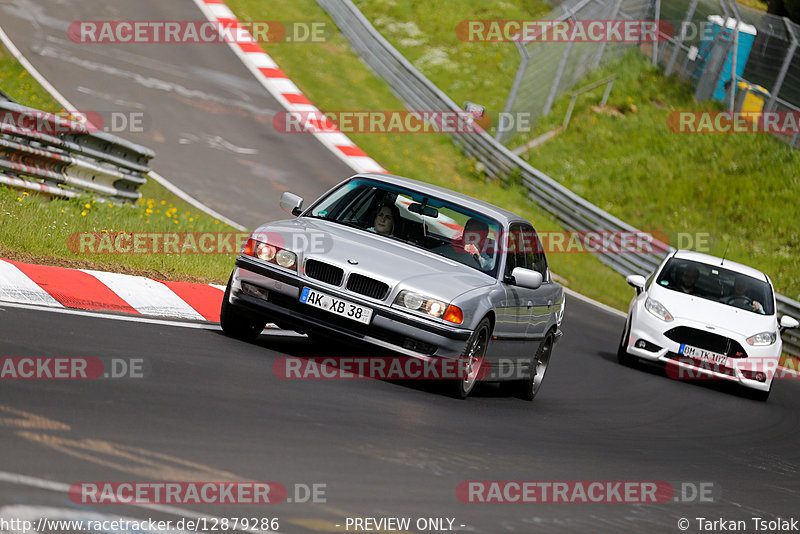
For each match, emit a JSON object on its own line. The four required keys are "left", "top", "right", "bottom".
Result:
{"left": 563, "top": 287, "right": 627, "bottom": 318}
{"left": 0, "top": 300, "right": 218, "bottom": 329}
{"left": 0, "top": 300, "right": 297, "bottom": 335}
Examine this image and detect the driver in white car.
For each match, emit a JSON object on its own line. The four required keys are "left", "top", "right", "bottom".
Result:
{"left": 725, "top": 276, "right": 765, "bottom": 314}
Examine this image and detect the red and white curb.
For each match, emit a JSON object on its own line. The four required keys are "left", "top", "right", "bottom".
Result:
{"left": 0, "top": 258, "right": 225, "bottom": 322}
{"left": 192, "top": 0, "right": 386, "bottom": 175}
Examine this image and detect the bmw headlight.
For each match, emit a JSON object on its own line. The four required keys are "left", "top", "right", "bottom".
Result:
{"left": 746, "top": 331, "right": 777, "bottom": 346}
{"left": 243, "top": 238, "right": 297, "bottom": 272}
{"left": 645, "top": 297, "right": 673, "bottom": 322}
{"left": 394, "top": 290, "right": 462, "bottom": 323}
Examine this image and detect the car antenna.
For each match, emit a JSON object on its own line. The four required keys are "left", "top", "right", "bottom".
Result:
{"left": 720, "top": 239, "right": 730, "bottom": 266}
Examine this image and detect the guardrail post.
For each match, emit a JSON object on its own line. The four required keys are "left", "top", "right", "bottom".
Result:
{"left": 766, "top": 18, "right": 798, "bottom": 112}
{"left": 727, "top": 0, "right": 742, "bottom": 114}
{"left": 592, "top": 0, "right": 623, "bottom": 70}
{"left": 652, "top": 0, "right": 661, "bottom": 65}
{"left": 543, "top": 7, "right": 575, "bottom": 118}
{"left": 665, "top": 0, "right": 699, "bottom": 76}
{"left": 496, "top": 40, "right": 530, "bottom": 143}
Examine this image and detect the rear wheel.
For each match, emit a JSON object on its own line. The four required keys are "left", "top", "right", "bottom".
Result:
{"left": 454, "top": 318, "right": 491, "bottom": 399}
{"left": 519, "top": 334, "right": 553, "bottom": 401}
{"left": 220, "top": 275, "right": 266, "bottom": 342}
{"left": 617, "top": 317, "right": 636, "bottom": 366}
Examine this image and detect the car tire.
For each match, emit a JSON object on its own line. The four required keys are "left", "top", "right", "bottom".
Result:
{"left": 617, "top": 317, "right": 636, "bottom": 367}
{"left": 519, "top": 333, "right": 553, "bottom": 401}
{"left": 220, "top": 275, "right": 266, "bottom": 342}
{"left": 454, "top": 318, "right": 491, "bottom": 399}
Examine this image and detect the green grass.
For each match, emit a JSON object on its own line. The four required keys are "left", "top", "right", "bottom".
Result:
{"left": 352, "top": 0, "right": 550, "bottom": 115}
{"left": 0, "top": 47, "right": 60, "bottom": 111}
{"left": 0, "top": 44, "right": 238, "bottom": 283}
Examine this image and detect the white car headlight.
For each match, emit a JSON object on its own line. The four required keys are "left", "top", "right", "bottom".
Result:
{"left": 746, "top": 331, "right": 777, "bottom": 346}
{"left": 645, "top": 297, "right": 673, "bottom": 322}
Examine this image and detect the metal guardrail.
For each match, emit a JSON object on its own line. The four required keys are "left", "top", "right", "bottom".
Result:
{"left": 0, "top": 101, "right": 154, "bottom": 202}
{"left": 316, "top": 0, "right": 800, "bottom": 357}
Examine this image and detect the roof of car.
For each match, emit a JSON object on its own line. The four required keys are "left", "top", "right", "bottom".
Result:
{"left": 671, "top": 250, "right": 768, "bottom": 282}
{"left": 355, "top": 173, "right": 530, "bottom": 227}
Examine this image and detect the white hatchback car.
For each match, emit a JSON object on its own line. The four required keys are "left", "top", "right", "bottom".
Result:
{"left": 618, "top": 250, "right": 798, "bottom": 401}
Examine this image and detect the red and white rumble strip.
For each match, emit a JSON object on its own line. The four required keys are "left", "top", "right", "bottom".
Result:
{"left": 0, "top": 258, "right": 224, "bottom": 322}
{"left": 192, "top": 0, "right": 386, "bottom": 174}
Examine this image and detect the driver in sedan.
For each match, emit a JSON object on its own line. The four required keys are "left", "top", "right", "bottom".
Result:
{"left": 462, "top": 218, "right": 493, "bottom": 270}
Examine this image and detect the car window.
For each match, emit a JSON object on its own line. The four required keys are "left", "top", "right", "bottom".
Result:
{"left": 523, "top": 226, "right": 548, "bottom": 278}
{"left": 656, "top": 258, "right": 774, "bottom": 315}
{"left": 504, "top": 224, "right": 529, "bottom": 278}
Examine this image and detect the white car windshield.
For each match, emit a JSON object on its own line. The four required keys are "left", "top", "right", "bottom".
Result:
{"left": 655, "top": 258, "right": 774, "bottom": 315}
{"left": 306, "top": 178, "right": 502, "bottom": 276}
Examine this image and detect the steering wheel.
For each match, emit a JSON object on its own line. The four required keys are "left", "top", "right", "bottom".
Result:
{"left": 723, "top": 295, "right": 753, "bottom": 307}
{"left": 469, "top": 252, "right": 484, "bottom": 268}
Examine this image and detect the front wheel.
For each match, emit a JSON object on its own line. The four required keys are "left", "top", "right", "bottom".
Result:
{"left": 519, "top": 334, "right": 553, "bottom": 401}
{"left": 454, "top": 318, "right": 491, "bottom": 399}
{"left": 220, "top": 275, "right": 266, "bottom": 342}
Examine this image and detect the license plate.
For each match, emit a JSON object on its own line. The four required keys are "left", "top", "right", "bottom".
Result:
{"left": 300, "top": 287, "right": 373, "bottom": 325}
{"left": 680, "top": 343, "right": 727, "bottom": 365}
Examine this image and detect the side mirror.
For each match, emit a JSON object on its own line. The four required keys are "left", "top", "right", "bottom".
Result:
{"left": 280, "top": 192, "right": 304, "bottom": 216}
{"left": 511, "top": 267, "right": 543, "bottom": 290}
{"left": 626, "top": 274, "right": 646, "bottom": 294}
{"left": 780, "top": 315, "right": 799, "bottom": 333}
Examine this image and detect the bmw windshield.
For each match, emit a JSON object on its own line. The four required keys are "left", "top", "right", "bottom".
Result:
{"left": 305, "top": 178, "right": 502, "bottom": 277}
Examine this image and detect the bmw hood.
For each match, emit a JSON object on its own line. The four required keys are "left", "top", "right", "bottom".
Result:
{"left": 252, "top": 218, "right": 494, "bottom": 301}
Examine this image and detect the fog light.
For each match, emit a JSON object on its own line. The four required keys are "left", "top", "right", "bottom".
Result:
{"left": 741, "top": 369, "right": 767, "bottom": 382}
{"left": 241, "top": 282, "right": 269, "bottom": 300}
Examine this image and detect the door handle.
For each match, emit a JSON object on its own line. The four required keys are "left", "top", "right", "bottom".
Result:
{"left": 527, "top": 300, "right": 533, "bottom": 309}
{"left": 547, "top": 300, "right": 553, "bottom": 307}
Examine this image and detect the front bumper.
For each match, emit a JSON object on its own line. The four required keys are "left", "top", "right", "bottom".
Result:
{"left": 625, "top": 306, "right": 779, "bottom": 392}
{"left": 230, "top": 256, "right": 472, "bottom": 359}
